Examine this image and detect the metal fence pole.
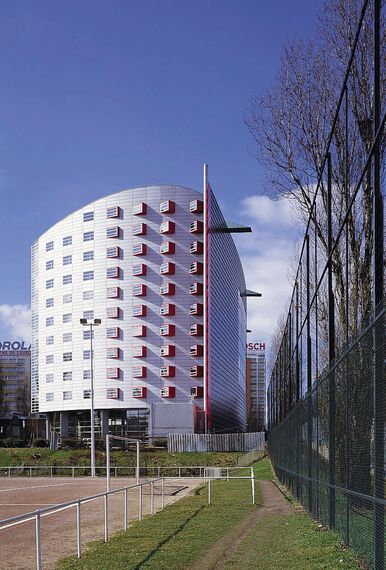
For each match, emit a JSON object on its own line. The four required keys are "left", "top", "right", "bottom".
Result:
{"left": 251, "top": 467, "right": 255, "bottom": 505}
{"left": 373, "top": 2, "right": 384, "bottom": 568}
{"left": 106, "top": 434, "right": 110, "bottom": 493}
{"left": 124, "top": 488, "right": 128, "bottom": 531}
{"left": 139, "top": 485, "right": 143, "bottom": 521}
{"left": 150, "top": 482, "right": 154, "bottom": 515}
{"left": 161, "top": 478, "right": 165, "bottom": 509}
{"left": 76, "top": 500, "right": 81, "bottom": 558}
{"left": 327, "top": 152, "right": 336, "bottom": 529}
{"left": 208, "top": 477, "right": 211, "bottom": 505}
{"left": 35, "top": 510, "right": 42, "bottom": 570}
{"left": 104, "top": 494, "right": 108, "bottom": 543}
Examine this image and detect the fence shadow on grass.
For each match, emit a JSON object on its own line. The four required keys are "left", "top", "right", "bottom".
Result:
{"left": 132, "top": 505, "right": 206, "bottom": 570}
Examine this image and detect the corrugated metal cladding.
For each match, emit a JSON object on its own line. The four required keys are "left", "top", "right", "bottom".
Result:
{"left": 207, "top": 187, "right": 247, "bottom": 433}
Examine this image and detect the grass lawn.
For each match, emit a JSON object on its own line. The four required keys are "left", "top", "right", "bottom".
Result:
{"left": 56, "top": 459, "right": 361, "bottom": 570}
{"left": 57, "top": 464, "right": 261, "bottom": 570}
{"left": 0, "top": 448, "right": 244, "bottom": 468}
{"left": 222, "top": 512, "right": 361, "bottom": 569}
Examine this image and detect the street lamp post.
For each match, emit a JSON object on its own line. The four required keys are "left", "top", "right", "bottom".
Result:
{"left": 80, "top": 318, "right": 101, "bottom": 478}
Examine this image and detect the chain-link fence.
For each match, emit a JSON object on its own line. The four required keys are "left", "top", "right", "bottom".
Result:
{"left": 267, "top": 0, "right": 385, "bottom": 568}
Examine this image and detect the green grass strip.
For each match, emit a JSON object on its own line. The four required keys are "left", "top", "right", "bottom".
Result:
{"left": 57, "top": 465, "right": 262, "bottom": 570}
{"left": 222, "top": 512, "right": 361, "bottom": 569}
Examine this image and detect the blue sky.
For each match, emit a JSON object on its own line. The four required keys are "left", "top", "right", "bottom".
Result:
{"left": 0, "top": 0, "right": 316, "bottom": 343}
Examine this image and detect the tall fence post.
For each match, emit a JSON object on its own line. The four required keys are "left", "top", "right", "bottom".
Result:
{"left": 35, "top": 510, "right": 42, "bottom": 570}
{"left": 208, "top": 477, "right": 211, "bottom": 505}
{"left": 306, "top": 234, "right": 313, "bottom": 515}
{"left": 76, "top": 499, "right": 81, "bottom": 558}
{"left": 373, "top": 1, "right": 384, "bottom": 567}
{"left": 161, "top": 478, "right": 165, "bottom": 509}
{"left": 251, "top": 467, "right": 255, "bottom": 505}
{"left": 104, "top": 494, "right": 108, "bottom": 543}
{"left": 327, "top": 152, "right": 336, "bottom": 529}
{"left": 138, "top": 485, "right": 143, "bottom": 521}
{"left": 124, "top": 488, "right": 128, "bottom": 531}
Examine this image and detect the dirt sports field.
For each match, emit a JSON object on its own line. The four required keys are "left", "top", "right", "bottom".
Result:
{"left": 0, "top": 476, "right": 197, "bottom": 569}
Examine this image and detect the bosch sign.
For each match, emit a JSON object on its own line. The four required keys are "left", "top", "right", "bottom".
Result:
{"left": 0, "top": 341, "right": 31, "bottom": 351}
{"left": 247, "top": 342, "right": 265, "bottom": 351}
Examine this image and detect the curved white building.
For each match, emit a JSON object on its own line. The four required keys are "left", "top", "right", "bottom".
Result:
{"left": 32, "top": 185, "right": 206, "bottom": 439}
{"left": 32, "top": 181, "right": 251, "bottom": 440}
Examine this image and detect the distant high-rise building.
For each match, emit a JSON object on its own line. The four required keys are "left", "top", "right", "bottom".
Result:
{"left": 0, "top": 340, "right": 30, "bottom": 437}
{"left": 31, "top": 178, "right": 254, "bottom": 440}
{"left": 246, "top": 342, "right": 266, "bottom": 431}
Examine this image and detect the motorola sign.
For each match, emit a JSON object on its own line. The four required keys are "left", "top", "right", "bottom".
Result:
{"left": 0, "top": 341, "right": 31, "bottom": 351}
{"left": 247, "top": 342, "right": 266, "bottom": 351}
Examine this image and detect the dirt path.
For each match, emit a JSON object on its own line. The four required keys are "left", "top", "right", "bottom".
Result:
{"left": 190, "top": 480, "right": 294, "bottom": 570}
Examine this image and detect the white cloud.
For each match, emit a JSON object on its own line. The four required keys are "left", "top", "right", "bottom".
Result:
{"left": 235, "top": 195, "right": 302, "bottom": 363}
{"left": 0, "top": 304, "right": 31, "bottom": 342}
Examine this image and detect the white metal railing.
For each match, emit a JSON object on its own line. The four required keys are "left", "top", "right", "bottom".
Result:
{"left": 0, "top": 465, "right": 248, "bottom": 478}
{"left": 0, "top": 469, "right": 256, "bottom": 570}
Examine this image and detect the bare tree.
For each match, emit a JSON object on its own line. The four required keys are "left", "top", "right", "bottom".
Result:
{"left": 246, "top": 0, "right": 385, "bottom": 343}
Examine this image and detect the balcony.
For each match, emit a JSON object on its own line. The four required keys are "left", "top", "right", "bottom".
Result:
{"left": 189, "top": 200, "right": 203, "bottom": 214}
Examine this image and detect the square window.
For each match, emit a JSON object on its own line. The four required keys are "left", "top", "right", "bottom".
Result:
{"left": 133, "top": 325, "right": 146, "bottom": 337}
{"left": 83, "top": 251, "right": 94, "bottom": 261}
{"left": 46, "top": 317, "right": 54, "bottom": 326}
{"left": 160, "top": 220, "right": 175, "bottom": 234}
{"left": 63, "top": 391, "right": 72, "bottom": 400}
{"left": 190, "top": 282, "right": 203, "bottom": 295}
{"left": 83, "top": 270, "right": 94, "bottom": 281}
{"left": 83, "top": 369, "right": 91, "bottom": 379}
{"left": 63, "top": 371, "right": 72, "bottom": 381}
{"left": 63, "top": 236, "right": 72, "bottom": 246}
{"left": 132, "top": 223, "right": 146, "bottom": 236}
{"left": 63, "top": 352, "right": 72, "bottom": 362}
{"left": 63, "top": 255, "right": 72, "bottom": 265}
{"left": 107, "top": 307, "right": 119, "bottom": 318}
{"left": 63, "top": 332, "right": 72, "bottom": 342}
{"left": 132, "top": 366, "right": 146, "bottom": 378}
{"left": 46, "top": 241, "right": 54, "bottom": 252}
{"left": 83, "top": 310, "right": 94, "bottom": 319}
{"left": 133, "top": 243, "right": 146, "bottom": 256}
{"left": 83, "top": 290, "right": 94, "bottom": 300}
{"left": 160, "top": 365, "right": 175, "bottom": 378}
{"left": 63, "top": 294, "right": 72, "bottom": 304}
{"left": 46, "top": 260, "right": 54, "bottom": 270}
{"left": 189, "top": 261, "right": 203, "bottom": 275}
{"left": 63, "top": 313, "right": 72, "bottom": 323}
{"left": 190, "top": 241, "right": 203, "bottom": 254}
{"left": 46, "top": 373, "right": 54, "bottom": 383}
{"left": 106, "top": 388, "right": 120, "bottom": 399}
{"left": 133, "top": 202, "right": 147, "bottom": 215}
{"left": 160, "top": 386, "right": 175, "bottom": 398}
{"left": 133, "top": 264, "right": 146, "bottom": 276}
{"left": 46, "top": 279, "right": 54, "bottom": 289}
{"left": 160, "top": 324, "right": 175, "bottom": 336}
{"left": 46, "top": 354, "right": 54, "bottom": 364}
{"left": 83, "top": 389, "right": 91, "bottom": 399}
{"left": 160, "top": 241, "right": 175, "bottom": 255}
{"left": 107, "top": 266, "right": 120, "bottom": 278}
{"left": 83, "top": 350, "right": 93, "bottom": 360}
{"left": 83, "top": 211, "right": 94, "bottom": 222}
{"left": 63, "top": 275, "right": 72, "bottom": 285}
{"left": 107, "top": 367, "right": 120, "bottom": 379}
{"left": 133, "top": 304, "right": 146, "bottom": 317}
{"left": 107, "top": 347, "right": 119, "bottom": 359}
{"left": 189, "top": 199, "right": 204, "bottom": 213}
{"left": 133, "top": 386, "right": 147, "bottom": 398}
{"left": 46, "top": 392, "right": 54, "bottom": 402}
{"left": 160, "top": 200, "right": 175, "bottom": 214}
{"left": 83, "top": 231, "right": 94, "bottom": 242}
{"left": 107, "top": 226, "right": 120, "bottom": 238}
{"left": 160, "top": 303, "right": 175, "bottom": 316}
{"left": 83, "top": 330, "right": 94, "bottom": 340}
{"left": 160, "top": 345, "right": 175, "bottom": 357}
{"left": 107, "top": 246, "right": 120, "bottom": 258}
{"left": 133, "top": 345, "right": 146, "bottom": 357}
{"left": 46, "top": 298, "right": 54, "bottom": 308}
{"left": 107, "top": 327, "right": 120, "bottom": 339}
{"left": 133, "top": 284, "right": 146, "bottom": 296}
{"left": 46, "top": 335, "right": 54, "bottom": 345}
{"left": 106, "top": 206, "right": 120, "bottom": 218}
{"left": 190, "top": 220, "right": 203, "bottom": 234}
{"left": 107, "top": 286, "right": 120, "bottom": 298}
{"left": 160, "top": 282, "right": 175, "bottom": 296}
{"left": 160, "top": 262, "right": 175, "bottom": 275}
